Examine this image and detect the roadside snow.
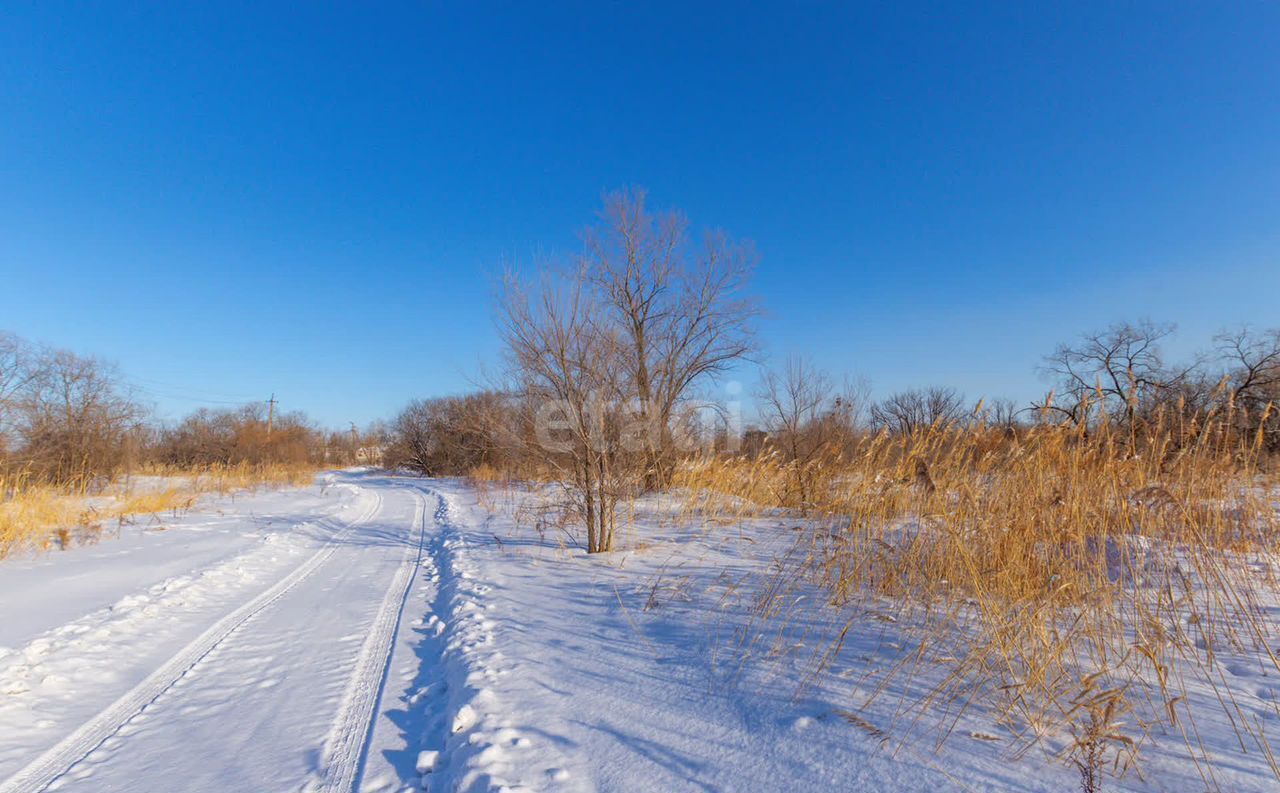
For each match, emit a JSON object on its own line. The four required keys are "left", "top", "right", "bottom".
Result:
{"left": 414, "top": 482, "right": 1058, "bottom": 792}
{"left": 418, "top": 480, "right": 1280, "bottom": 793}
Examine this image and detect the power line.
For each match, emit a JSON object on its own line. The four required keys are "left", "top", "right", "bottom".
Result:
{"left": 131, "top": 386, "right": 254, "bottom": 406}
{"left": 127, "top": 375, "right": 260, "bottom": 401}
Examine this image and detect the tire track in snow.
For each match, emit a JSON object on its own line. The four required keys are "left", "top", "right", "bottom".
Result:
{"left": 311, "top": 484, "right": 429, "bottom": 793}
{"left": 0, "top": 488, "right": 385, "bottom": 793}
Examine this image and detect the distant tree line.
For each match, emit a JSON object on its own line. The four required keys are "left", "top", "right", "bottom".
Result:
{"left": 0, "top": 331, "right": 374, "bottom": 490}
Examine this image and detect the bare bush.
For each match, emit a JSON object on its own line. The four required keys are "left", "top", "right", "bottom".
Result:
{"left": 152, "top": 404, "right": 324, "bottom": 469}
{"left": 388, "top": 391, "right": 518, "bottom": 476}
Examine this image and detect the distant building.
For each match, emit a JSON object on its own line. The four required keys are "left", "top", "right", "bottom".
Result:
{"left": 741, "top": 428, "right": 769, "bottom": 457}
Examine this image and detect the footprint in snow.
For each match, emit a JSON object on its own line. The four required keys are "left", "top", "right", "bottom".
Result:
{"left": 1226, "top": 662, "right": 1254, "bottom": 678}
{"left": 451, "top": 704, "right": 477, "bottom": 734}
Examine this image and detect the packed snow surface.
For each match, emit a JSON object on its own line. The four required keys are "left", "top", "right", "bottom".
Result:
{"left": 1, "top": 471, "right": 1277, "bottom": 791}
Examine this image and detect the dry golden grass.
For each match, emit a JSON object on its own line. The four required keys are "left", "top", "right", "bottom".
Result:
{"left": 468, "top": 462, "right": 507, "bottom": 513}
{"left": 0, "top": 462, "right": 319, "bottom": 557}
{"left": 675, "top": 410, "right": 1280, "bottom": 788}
{"left": 0, "top": 469, "right": 91, "bottom": 553}
{"left": 111, "top": 486, "right": 196, "bottom": 521}
{"left": 171, "top": 461, "right": 317, "bottom": 494}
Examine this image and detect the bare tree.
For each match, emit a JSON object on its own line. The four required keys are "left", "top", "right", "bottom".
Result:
{"left": 758, "top": 358, "right": 832, "bottom": 457}
{"left": 584, "top": 188, "right": 758, "bottom": 489}
{"left": 813, "top": 375, "right": 872, "bottom": 457}
{"left": 492, "top": 191, "right": 760, "bottom": 549}
{"left": 15, "top": 348, "right": 144, "bottom": 485}
{"left": 757, "top": 357, "right": 837, "bottom": 504}
{"left": 978, "top": 397, "right": 1024, "bottom": 429}
{"left": 1216, "top": 327, "right": 1280, "bottom": 405}
{"left": 1215, "top": 326, "right": 1280, "bottom": 449}
{"left": 498, "top": 265, "right": 634, "bottom": 553}
{"left": 0, "top": 332, "right": 36, "bottom": 407}
{"left": 871, "top": 386, "right": 966, "bottom": 435}
{"left": 0, "top": 332, "right": 40, "bottom": 457}
{"left": 1035, "top": 320, "right": 1199, "bottom": 430}
{"left": 389, "top": 399, "right": 439, "bottom": 473}
{"left": 833, "top": 376, "right": 872, "bottom": 429}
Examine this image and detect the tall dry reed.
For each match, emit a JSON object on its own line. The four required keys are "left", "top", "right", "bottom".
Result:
{"left": 675, "top": 410, "right": 1280, "bottom": 788}
{"left": 0, "top": 462, "right": 318, "bottom": 557}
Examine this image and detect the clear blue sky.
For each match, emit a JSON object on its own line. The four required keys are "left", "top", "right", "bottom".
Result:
{"left": 2, "top": 3, "right": 1277, "bottom": 427}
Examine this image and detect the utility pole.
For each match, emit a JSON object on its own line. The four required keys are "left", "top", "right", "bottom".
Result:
{"left": 267, "top": 393, "right": 277, "bottom": 438}
{"left": 349, "top": 422, "right": 359, "bottom": 462}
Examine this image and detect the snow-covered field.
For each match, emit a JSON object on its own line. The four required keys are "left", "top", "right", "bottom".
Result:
{"left": 2, "top": 471, "right": 1277, "bottom": 792}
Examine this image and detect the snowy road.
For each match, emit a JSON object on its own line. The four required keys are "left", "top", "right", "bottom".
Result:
{"left": 0, "top": 473, "right": 450, "bottom": 793}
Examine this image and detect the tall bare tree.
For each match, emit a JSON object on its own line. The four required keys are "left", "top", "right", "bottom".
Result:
{"left": 584, "top": 188, "right": 758, "bottom": 489}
